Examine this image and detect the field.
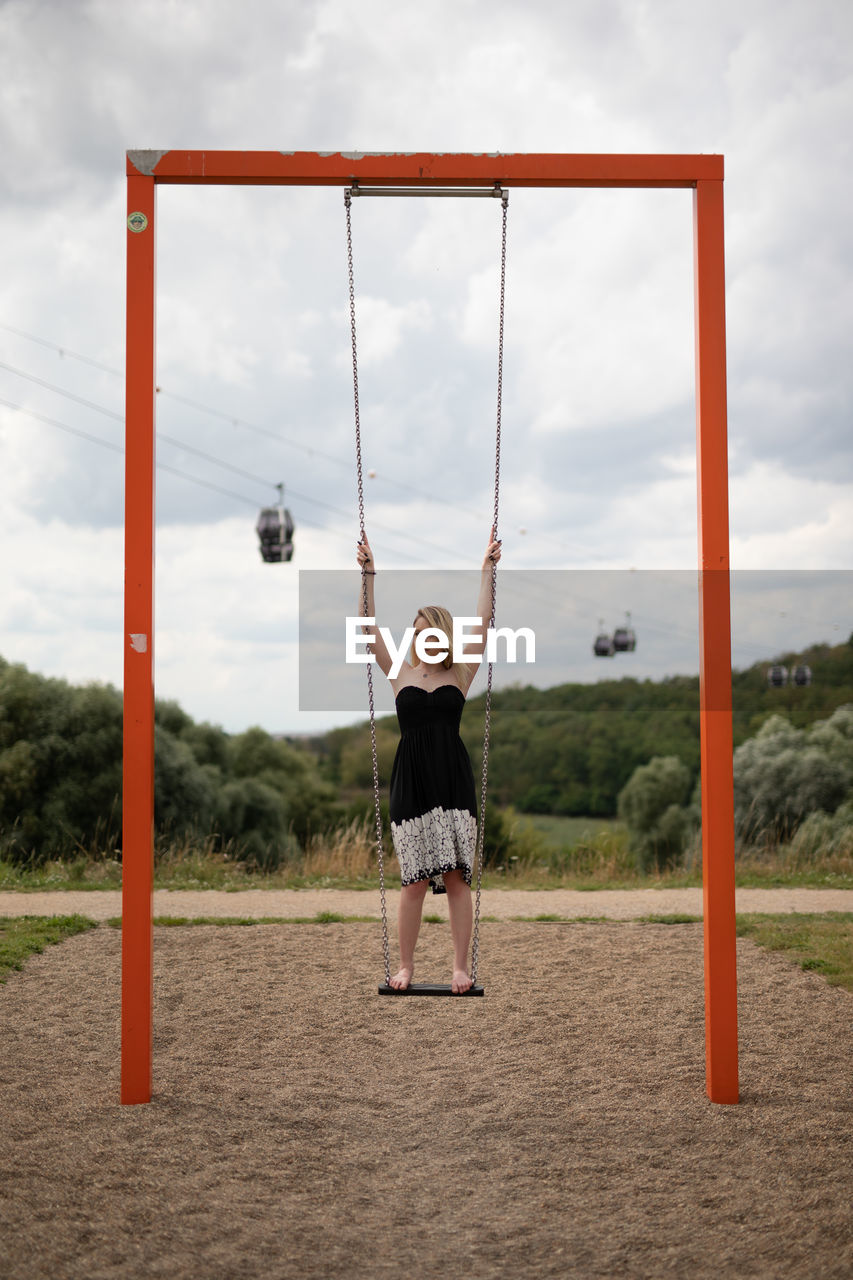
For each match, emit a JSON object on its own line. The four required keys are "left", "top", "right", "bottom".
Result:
{"left": 508, "top": 812, "right": 626, "bottom": 846}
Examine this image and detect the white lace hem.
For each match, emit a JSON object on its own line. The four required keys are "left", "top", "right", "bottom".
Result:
{"left": 391, "top": 806, "right": 476, "bottom": 894}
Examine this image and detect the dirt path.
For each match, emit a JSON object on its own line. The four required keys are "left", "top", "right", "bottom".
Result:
{"left": 1, "top": 914, "right": 852, "bottom": 1278}
{"left": 2, "top": 885, "right": 852, "bottom": 921}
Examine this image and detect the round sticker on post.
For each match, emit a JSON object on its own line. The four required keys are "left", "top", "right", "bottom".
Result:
{"left": 127, "top": 211, "right": 149, "bottom": 233}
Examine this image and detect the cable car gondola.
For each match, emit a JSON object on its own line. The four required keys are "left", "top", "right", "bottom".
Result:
{"left": 792, "top": 664, "right": 812, "bottom": 687}
{"left": 593, "top": 620, "right": 615, "bottom": 657}
{"left": 767, "top": 664, "right": 788, "bottom": 688}
{"left": 256, "top": 483, "right": 295, "bottom": 563}
{"left": 612, "top": 611, "right": 637, "bottom": 653}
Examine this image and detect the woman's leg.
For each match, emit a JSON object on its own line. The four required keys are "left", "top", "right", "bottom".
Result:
{"left": 443, "top": 869, "right": 473, "bottom": 993}
{"left": 389, "top": 879, "right": 430, "bottom": 989}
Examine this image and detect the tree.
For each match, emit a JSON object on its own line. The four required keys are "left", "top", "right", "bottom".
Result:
{"left": 154, "top": 727, "right": 217, "bottom": 837}
{"left": 733, "top": 712, "right": 851, "bottom": 843}
{"left": 0, "top": 658, "right": 341, "bottom": 864}
{"left": 617, "top": 755, "right": 693, "bottom": 872}
{"left": 214, "top": 778, "right": 294, "bottom": 871}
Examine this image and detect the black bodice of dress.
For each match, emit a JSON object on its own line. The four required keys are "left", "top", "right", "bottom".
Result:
{"left": 394, "top": 683, "right": 465, "bottom": 735}
{"left": 389, "top": 684, "right": 476, "bottom": 825}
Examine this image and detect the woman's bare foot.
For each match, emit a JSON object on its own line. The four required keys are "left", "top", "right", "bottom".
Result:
{"left": 452, "top": 968, "right": 473, "bottom": 994}
{"left": 389, "top": 966, "right": 413, "bottom": 991}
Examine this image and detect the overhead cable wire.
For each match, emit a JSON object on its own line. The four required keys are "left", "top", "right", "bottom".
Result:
{"left": 0, "top": 321, "right": 767, "bottom": 590}
{"left": 0, "top": 395, "right": 826, "bottom": 661}
{"left": 0, "top": 323, "right": 486, "bottom": 517}
{"left": 0, "top": 358, "right": 471, "bottom": 564}
{"left": 0, "top": 395, "right": 434, "bottom": 563}
{"left": 0, "top": 320, "right": 598, "bottom": 555}
{"left": 0, "top": 356, "right": 783, "bottom": 651}
{"left": 6, "top": 334, "right": 822, "bottom": 660}
{"left": 0, "top": 322, "right": 120, "bottom": 376}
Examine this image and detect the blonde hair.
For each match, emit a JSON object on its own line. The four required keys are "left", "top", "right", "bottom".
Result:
{"left": 410, "top": 605, "right": 474, "bottom": 688}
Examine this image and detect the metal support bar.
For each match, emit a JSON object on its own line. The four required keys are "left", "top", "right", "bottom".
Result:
{"left": 348, "top": 182, "right": 508, "bottom": 204}
{"left": 128, "top": 151, "right": 723, "bottom": 188}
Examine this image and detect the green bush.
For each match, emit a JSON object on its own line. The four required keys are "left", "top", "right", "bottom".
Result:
{"left": 214, "top": 777, "right": 296, "bottom": 872}
{"left": 787, "top": 802, "right": 853, "bottom": 862}
{"left": 481, "top": 801, "right": 513, "bottom": 869}
{"left": 0, "top": 658, "right": 338, "bottom": 865}
{"left": 154, "top": 726, "right": 217, "bottom": 836}
{"left": 519, "top": 783, "right": 558, "bottom": 813}
{"left": 0, "top": 666, "right": 123, "bottom": 863}
{"left": 733, "top": 712, "right": 851, "bottom": 843}
{"left": 617, "top": 755, "right": 694, "bottom": 873}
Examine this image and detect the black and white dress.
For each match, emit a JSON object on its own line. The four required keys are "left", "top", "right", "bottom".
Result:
{"left": 389, "top": 683, "right": 478, "bottom": 895}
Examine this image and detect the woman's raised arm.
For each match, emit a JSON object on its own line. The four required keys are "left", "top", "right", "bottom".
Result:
{"left": 458, "top": 527, "right": 501, "bottom": 689}
{"left": 356, "top": 535, "right": 394, "bottom": 678}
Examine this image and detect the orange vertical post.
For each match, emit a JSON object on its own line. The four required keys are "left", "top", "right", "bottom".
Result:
{"left": 121, "top": 174, "right": 156, "bottom": 1104}
{"left": 694, "top": 177, "right": 739, "bottom": 1104}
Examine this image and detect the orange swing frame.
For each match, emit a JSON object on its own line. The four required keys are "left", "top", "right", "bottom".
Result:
{"left": 123, "top": 151, "right": 738, "bottom": 1105}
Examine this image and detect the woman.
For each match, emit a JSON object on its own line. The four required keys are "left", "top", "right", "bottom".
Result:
{"left": 356, "top": 529, "right": 502, "bottom": 993}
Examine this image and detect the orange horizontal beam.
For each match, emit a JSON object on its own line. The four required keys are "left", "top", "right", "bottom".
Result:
{"left": 126, "top": 150, "right": 723, "bottom": 188}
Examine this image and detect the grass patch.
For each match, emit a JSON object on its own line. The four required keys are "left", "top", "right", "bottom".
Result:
{"left": 736, "top": 912, "right": 853, "bottom": 993}
{"left": 508, "top": 915, "right": 610, "bottom": 923}
{"left": 0, "top": 915, "right": 98, "bottom": 983}
{"left": 101, "top": 912, "right": 378, "bottom": 928}
{"left": 729, "top": 865, "right": 853, "bottom": 890}
{"left": 635, "top": 913, "right": 704, "bottom": 925}
{"left": 508, "top": 913, "right": 702, "bottom": 924}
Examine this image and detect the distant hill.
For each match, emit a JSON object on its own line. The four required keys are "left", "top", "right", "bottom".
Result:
{"left": 307, "top": 635, "right": 853, "bottom": 817}
{"left": 3, "top": 636, "right": 851, "bottom": 863}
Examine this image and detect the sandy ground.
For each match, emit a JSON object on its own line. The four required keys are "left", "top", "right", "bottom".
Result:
{"left": 2, "top": 885, "right": 852, "bottom": 921}
{"left": 1, "top": 905, "right": 852, "bottom": 1278}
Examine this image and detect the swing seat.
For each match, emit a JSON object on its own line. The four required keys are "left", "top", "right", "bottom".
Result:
{"left": 378, "top": 982, "right": 484, "bottom": 997}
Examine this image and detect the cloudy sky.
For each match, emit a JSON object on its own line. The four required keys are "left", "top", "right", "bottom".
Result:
{"left": 0, "top": 0, "right": 850, "bottom": 733}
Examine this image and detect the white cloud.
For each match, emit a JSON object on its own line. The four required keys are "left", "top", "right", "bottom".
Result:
{"left": 0, "top": 0, "right": 851, "bottom": 729}
{"left": 336, "top": 296, "right": 432, "bottom": 369}
{"left": 730, "top": 462, "right": 853, "bottom": 569}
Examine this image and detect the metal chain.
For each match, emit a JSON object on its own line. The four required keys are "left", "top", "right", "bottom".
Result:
{"left": 345, "top": 186, "right": 507, "bottom": 991}
{"left": 470, "top": 192, "right": 507, "bottom": 985}
{"left": 345, "top": 190, "right": 391, "bottom": 986}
